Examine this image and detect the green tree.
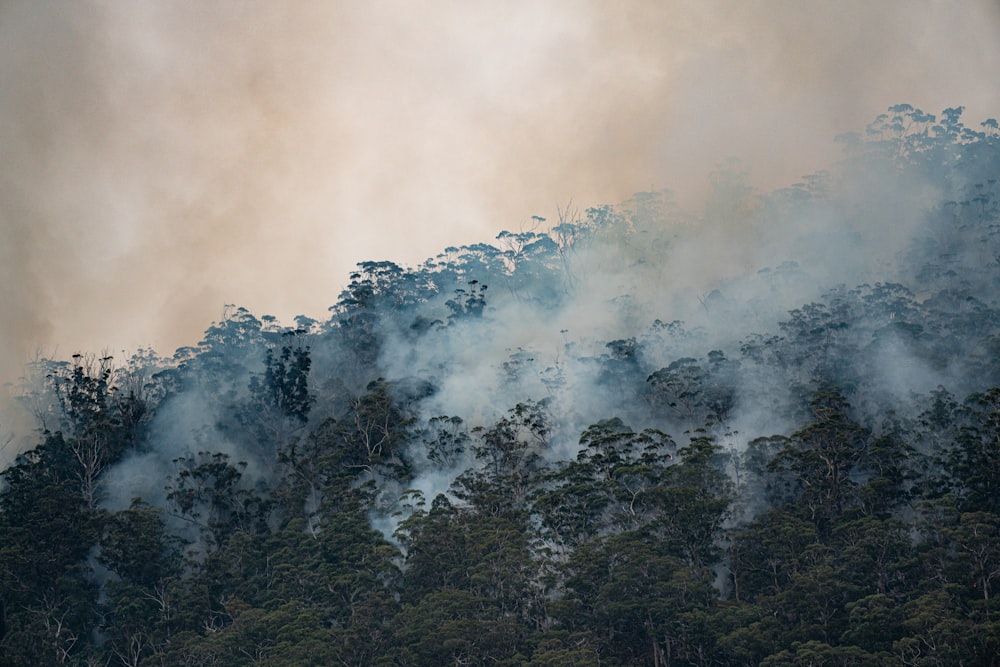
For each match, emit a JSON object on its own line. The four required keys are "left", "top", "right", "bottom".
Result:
{"left": 244, "top": 343, "right": 313, "bottom": 449}
{"left": 556, "top": 530, "right": 717, "bottom": 666}
{"left": 650, "top": 434, "right": 733, "bottom": 569}
{"left": 452, "top": 401, "right": 550, "bottom": 514}
{"left": 728, "top": 509, "right": 819, "bottom": 602}
{"left": 532, "top": 418, "right": 676, "bottom": 550}
{"left": 769, "top": 387, "right": 868, "bottom": 532}
{"left": 0, "top": 414, "right": 113, "bottom": 665}
{"left": 948, "top": 389, "right": 1000, "bottom": 514}
{"left": 165, "top": 451, "right": 272, "bottom": 548}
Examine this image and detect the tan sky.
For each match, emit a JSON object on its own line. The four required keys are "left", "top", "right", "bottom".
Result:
{"left": 1, "top": 0, "right": 999, "bottom": 384}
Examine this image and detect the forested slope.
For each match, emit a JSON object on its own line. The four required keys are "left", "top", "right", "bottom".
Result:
{"left": 3, "top": 105, "right": 1000, "bottom": 666}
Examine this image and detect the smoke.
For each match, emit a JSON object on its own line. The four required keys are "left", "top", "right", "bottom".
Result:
{"left": 2, "top": 1, "right": 999, "bottom": 480}
{"left": 2, "top": 0, "right": 998, "bottom": 380}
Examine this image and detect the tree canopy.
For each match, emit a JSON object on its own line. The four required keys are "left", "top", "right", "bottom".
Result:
{"left": 3, "top": 105, "right": 1000, "bottom": 666}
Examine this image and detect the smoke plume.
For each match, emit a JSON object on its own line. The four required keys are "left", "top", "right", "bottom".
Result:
{"left": 2, "top": 1, "right": 999, "bottom": 469}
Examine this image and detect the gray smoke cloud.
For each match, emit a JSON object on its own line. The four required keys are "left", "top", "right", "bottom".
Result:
{"left": 2, "top": 0, "right": 999, "bottom": 465}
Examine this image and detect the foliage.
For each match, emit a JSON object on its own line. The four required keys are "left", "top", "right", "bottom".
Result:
{"left": 3, "top": 104, "right": 1000, "bottom": 665}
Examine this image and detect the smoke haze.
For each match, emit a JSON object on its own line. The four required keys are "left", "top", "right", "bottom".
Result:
{"left": 2, "top": 0, "right": 999, "bottom": 387}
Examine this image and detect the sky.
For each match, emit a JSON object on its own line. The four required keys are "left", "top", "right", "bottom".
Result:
{"left": 1, "top": 0, "right": 999, "bottom": 390}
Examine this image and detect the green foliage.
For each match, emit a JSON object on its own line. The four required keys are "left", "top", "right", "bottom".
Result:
{"left": 949, "top": 389, "right": 1000, "bottom": 514}
{"left": 768, "top": 387, "right": 869, "bottom": 532}
{"left": 248, "top": 344, "right": 313, "bottom": 426}
{"left": 165, "top": 451, "right": 272, "bottom": 547}
{"left": 452, "top": 401, "right": 551, "bottom": 513}
{"left": 4, "top": 103, "right": 1000, "bottom": 664}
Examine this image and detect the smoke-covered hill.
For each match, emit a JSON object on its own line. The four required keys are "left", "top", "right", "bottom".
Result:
{"left": 3, "top": 105, "right": 1000, "bottom": 665}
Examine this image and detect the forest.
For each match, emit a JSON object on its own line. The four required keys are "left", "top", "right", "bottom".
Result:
{"left": 2, "top": 105, "right": 1000, "bottom": 666}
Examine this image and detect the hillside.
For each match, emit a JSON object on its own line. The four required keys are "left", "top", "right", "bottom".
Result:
{"left": 3, "top": 105, "right": 1000, "bottom": 665}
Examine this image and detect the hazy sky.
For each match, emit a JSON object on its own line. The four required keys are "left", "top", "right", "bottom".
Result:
{"left": 2, "top": 0, "right": 999, "bottom": 384}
